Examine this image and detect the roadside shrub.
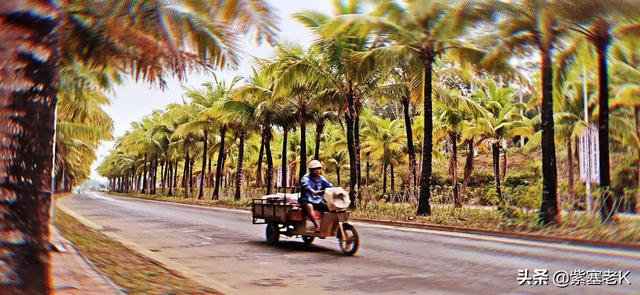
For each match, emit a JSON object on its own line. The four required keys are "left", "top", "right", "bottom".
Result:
{"left": 505, "top": 182, "right": 542, "bottom": 209}
{"left": 503, "top": 170, "right": 537, "bottom": 187}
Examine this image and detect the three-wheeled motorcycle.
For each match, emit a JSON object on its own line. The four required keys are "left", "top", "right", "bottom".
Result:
{"left": 251, "top": 187, "right": 360, "bottom": 256}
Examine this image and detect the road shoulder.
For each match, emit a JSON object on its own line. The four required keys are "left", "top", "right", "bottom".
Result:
{"left": 55, "top": 198, "right": 226, "bottom": 294}
{"left": 51, "top": 227, "right": 123, "bottom": 294}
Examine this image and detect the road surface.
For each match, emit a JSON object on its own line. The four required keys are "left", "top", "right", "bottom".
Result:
{"left": 60, "top": 193, "right": 640, "bottom": 294}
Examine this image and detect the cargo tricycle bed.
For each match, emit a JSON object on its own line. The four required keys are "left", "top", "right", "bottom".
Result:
{"left": 251, "top": 188, "right": 360, "bottom": 256}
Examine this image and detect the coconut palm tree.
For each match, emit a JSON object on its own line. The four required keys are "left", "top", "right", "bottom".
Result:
{"left": 369, "top": 56, "right": 422, "bottom": 196}
{"left": 263, "top": 44, "right": 330, "bottom": 181}
{"left": 1, "top": 1, "right": 277, "bottom": 290}
{"left": 55, "top": 64, "right": 115, "bottom": 192}
{"left": 610, "top": 39, "right": 640, "bottom": 212}
{"left": 485, "top": 0, "right": 568, "bottom": 224}
{"left": 190, "top": 77, "right": 242, "bottom": 200}
{"left": 464, "top": 81, "right": 533, "bottom": 207}
{"left": 292, "top": 0, "right": 394, "bottom": 206}
{"left": 233, "top": 70, "right": 286, "bottom": 195}
{"left": 554, "top": 0, "right": 640, "bottom": 221}
{"left": 323, "top": 0, "right": 499, "bottom": 215}
{"left": 433, "top": 86, "right": 486, "bottom": 208}
{"left": 223, "top": 94, "right": 267, "bottom": 200}
{"left": 183, "top": 76, "right": 239, "bottom": 199}
{"left": 362, "top": 115, "right": 406, "bottom": 195}
{"left": 321, "top": 124, "right": 349, "bottom": 187}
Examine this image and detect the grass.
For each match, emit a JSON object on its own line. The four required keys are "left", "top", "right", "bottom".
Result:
{"left": 353, "top": 201, "right": 640, "bottom": 244}
{"left": 53, "top": 204, "right": 220, "bottom": 294}
{"left": 115, "top": 192, "right": 640, "bottom": 244}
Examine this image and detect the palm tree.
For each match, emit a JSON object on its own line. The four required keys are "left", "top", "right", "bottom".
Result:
{"left": 433, "top": 87, "right": 486, "bottom": 208}
{"left": 55, "top": 64, "right": 115, "bottom": 192}
{"left": 370, "top": 57, "right": 423, "bottom": 196}
{"left": 554, "top": 43, "right": 599, "bottom": 209}
{"left": 183, "top": 77, "right": 239, "bottom": 199}
{"left": 554, "top": 2, "right": 640, "bottom": 221}
{"left": 194, "top": 77, "right": 242, "bottom": 200}
{"left": 321, "top": 124, "right": 349, "bottom": 187}
{"left": 292, "top": 1, "right": 392, "bottom": 206}
{"left": 1, "top": 1, "right": 277, "bottom": 290}
{"left": 311, "top": 110, "right": 339, "bottom": 161}
{"left": 272, "top": 110, "right": 297, "bottom": 191}
{"left": 265, "top": 45, "right": 330, "bottom": 182}
{"left": 325, "top": 0, "right": 498, "bottom": 215}
{"left": 234, "top": 70, "right": 286, "bottom": 195}
{"left": 487, "top": 0, "right": 566, "bottom": 224}
{"left": 610, "top": 39, "right": 640, "bottom": 212}
{"left": 223, "top": 95, "right": 265, "bottom": 200}
{"left": 362, "top": 115, "right": 406, "bottom": 195}
{"left": 464, "top": 81, "right": 532, "bottom": 207}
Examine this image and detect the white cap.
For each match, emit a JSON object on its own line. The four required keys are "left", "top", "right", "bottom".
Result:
{"left": 309, "top": 160, "right": 323, "bottom": 169}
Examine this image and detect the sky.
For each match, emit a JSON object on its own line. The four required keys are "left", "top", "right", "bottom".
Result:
{"left": 91, "top": 1, "right": 337, "bottom": 181}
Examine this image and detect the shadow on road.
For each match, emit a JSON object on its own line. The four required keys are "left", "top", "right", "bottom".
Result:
{"left": 247, "top": 240, "right": 350, "bottom": 257}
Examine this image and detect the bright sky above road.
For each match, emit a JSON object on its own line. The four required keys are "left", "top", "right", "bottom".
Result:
{"left": 91, "top": 0, "right": 338, "bottom": 181}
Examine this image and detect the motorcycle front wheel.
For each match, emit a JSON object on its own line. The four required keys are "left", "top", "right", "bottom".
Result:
{"left": 337, "top": 223, "right": 359, "bottom": 256}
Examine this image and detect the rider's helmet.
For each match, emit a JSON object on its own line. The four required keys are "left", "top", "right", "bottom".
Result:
{"left": 309, "top": 160, "right": 323, "bottom": 170}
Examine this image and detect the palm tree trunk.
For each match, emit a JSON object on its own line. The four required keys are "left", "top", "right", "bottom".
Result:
{"left": 346, "top": 111, "right": 357, "bottom": 206}
{"left": 568, "top": 139, "right": 575, "bottom": 208}
{"left": 417, "top": 53, "right": 434, "bottom": 216}
{"left": 170, "top": 159, "right": 177, "bottom": 196}
{"left": 314, "top": 120, "right": 324, "bottom": 160}
{"left": 636, "top": 107, "right": 640, "bottom": 213}
{"left": 206, "top": 155, "right": 213, "bottom": 187}
{"left": 462, "top": 139, "right": 474, "bottom": 196}
{"left": 391, "top": 163, "right": 395, "bottom": 195}
{"left": 256, "top": 135, "right": 264, "bottom": 187}
{"left": 235, "top": 132, "right": 245, "bottom": 200}
{"left": 451, "top": 133, "right": 461, "bottom": 208}
{"left": 538, "top": 49, "right": 560, "bottom": 225}
{"left": 289, "top": 163, "right": 295, "bottom": 189}
{"left": 492, "top": 143, "right": 504, "bottom": 207}
{"left": 596, "top": 41, "right": 615, "bottom": 222}
{"left": 354, "top": 111, "right": 362, "bottom": 206}
{"left": 163, "top": 155, "right": 169, "bottom": 194}
{"left": 167, "top": 159, "right": 173, "bottom": 196}
{"left": 185, "top": 160, "right": 193, "bottom": 197}
{"left": 152, "top": 155, "right": 158, "bottom": 194}
{"left": 199, "top": 130, "right": 208, "bottom": 199}
{"left": 130, "top": 166, "right": 135, "bottom": 193}
{"left": 142, "top": 155, "right": 148, "bottom": 193}
{"left": 281, "top": 128, "right": 288, "bottom": 190}
{"left": 0, "top": 7, "right": 60, "bottom": 289}
{"left": 299, "top": 109, "right": 307, "bottom": 182}
{"left": 265, "top": 127, "right": 274, "bottom": 195}
{"left": 189, "top": 159, "right": 195, "bottom": 195}
{"left": 366, "top": 159, "right": 370, "bottom": 187}
{"left": 500, "top": 148, "right": 507, "bottom": 181}
{"left": 213, "top": 126, "right": 227, "bottom": 199}
{"left": 402, "top": 96, "right": 417, "bottom": 194}
{"left": 383, "top": 162, "right": 388, "bottom": 194}
{"left": 160, "top": 160, "right": 165, "bottom": 194}
{"left": 337, "top": 168, "right": 341, "bottom": 187}
{"left": 183, "top": 153, "right": 189, "bottom": 190}
{"left": 346, "top": 89, "right": 359, "bottom": 208}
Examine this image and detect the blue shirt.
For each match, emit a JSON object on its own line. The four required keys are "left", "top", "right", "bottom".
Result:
{"left": 300, "top": 173, "right": 333, "bottom": 204}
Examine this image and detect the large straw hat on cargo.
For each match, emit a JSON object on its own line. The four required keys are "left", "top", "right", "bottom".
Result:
{"left": 324, "top": 187, "right": 350, "bottom": 211}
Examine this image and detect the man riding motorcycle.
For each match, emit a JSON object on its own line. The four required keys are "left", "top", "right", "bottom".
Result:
{"left": 299, "top": 160, "right": 333, "bottom": 231}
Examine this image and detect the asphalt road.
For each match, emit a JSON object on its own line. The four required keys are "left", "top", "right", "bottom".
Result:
{"left": 60, "top": 193, "right": 640, "bottom": 294}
